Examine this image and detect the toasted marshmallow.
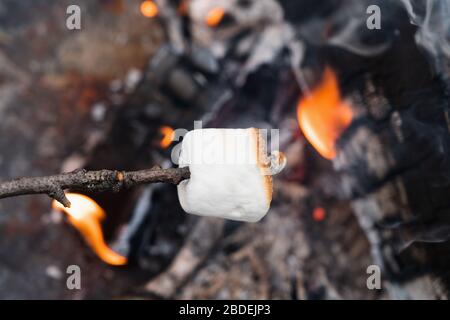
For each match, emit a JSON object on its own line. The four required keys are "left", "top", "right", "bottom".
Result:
{"left": 177, "top": 128, "right": 286, "bottom": 222}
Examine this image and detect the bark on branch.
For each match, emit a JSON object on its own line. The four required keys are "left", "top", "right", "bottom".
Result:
{"left": 0, "top": 166, "right": 190, "bottom": 207}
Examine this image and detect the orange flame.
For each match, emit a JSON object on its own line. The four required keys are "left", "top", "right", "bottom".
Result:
{"left": 205, "top": 7, "right": 225, "bottom": 27}
{"left": 297, "top": 67, "right": 353, "bottom": 159}
{"left": 140, "top": 0, "right": 158, "bottom": 18}
{"left": 159, "top": 126, "right": 175, "bottom": 149}
{"left": 52, "top": 193, "right": 127, "bottom": 266}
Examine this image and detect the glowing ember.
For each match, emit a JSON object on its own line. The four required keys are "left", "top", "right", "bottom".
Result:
{"left": 313, "top": 207, "right": 326, "bottom": 222}
{"left": 140, "top": 0, "right": 158, "bottom": 18}
{"left": 205, "top": 7, "right": 225, "bottom": 27}
{"left": 159, "top": 126, "right": 175, "bottom": 149}
{"left": 52, "top": 193, "right": 127, "bottom": 266}
{"left": 297, "top": 67, "right": 353, "bottom": 159}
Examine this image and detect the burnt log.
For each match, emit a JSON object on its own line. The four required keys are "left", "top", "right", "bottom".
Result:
{"left": 327, "top": 16, "right": 450, "bottom": 297}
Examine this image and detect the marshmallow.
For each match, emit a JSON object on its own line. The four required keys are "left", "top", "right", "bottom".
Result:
{"left": 177, "top": 128, "right": 286, "bottom": 222}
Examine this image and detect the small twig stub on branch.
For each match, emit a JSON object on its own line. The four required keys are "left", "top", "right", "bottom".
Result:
{"left": 0, "top": 166, "right": 190, "bottom": 207}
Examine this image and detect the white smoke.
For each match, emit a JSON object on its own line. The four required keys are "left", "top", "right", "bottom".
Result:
{"left": 326, "top": 0, "right": 392, "bottom": 57}
{"left": 328, "top": 17, "right": 391, "bottom": 57}
{"left": 399, "top": 0, "right": 426, "bottom": 26}
{"left": 401, "top": 0, "right": 450, "bottom": 74}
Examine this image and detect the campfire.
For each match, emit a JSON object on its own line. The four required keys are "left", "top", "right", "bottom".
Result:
{"left": 0, "top": 0, "right": 450, "bottom": 300}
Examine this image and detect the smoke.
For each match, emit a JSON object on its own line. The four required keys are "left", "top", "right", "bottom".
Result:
{"left": 326, "top": 0, "right": 394, "bottom": 57}
{"left": 391, "top": 218, "right": 450, "bottom": 254}
{"left": 399, "top": 0, "right": 427, "bottom": 26}
{"left": 400, "top": 0, "right": 450, "bottom": 76}
{"left": 328, "top": 17, "right": 391, "bottom": 57}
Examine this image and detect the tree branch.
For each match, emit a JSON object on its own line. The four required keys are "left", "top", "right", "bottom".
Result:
{"left": 0, "top": 166, "right": 190, "bottom": 207}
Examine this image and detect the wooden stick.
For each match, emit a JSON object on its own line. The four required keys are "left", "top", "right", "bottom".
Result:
{"left": 0, "top": 166, "right": 190, "bottom": 207}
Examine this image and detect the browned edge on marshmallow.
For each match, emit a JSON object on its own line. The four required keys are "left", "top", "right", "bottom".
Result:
{"left": 250, "top": 128, "right": 273, "bottom": 206}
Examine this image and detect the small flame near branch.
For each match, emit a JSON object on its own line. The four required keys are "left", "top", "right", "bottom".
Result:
{"left": 140, "top": 0, "right": 158, "bottom": 18}
{"left": 297, "top": 67, "right": 353, "bottom": 159}
{"left": 205, "top": 7, "right": 225, "bottom": 27}
{"left": 52, "top": 193, "right": 127, "bottom": 266}
{"left": 159, "top": 125, "right": 175, "bottom": 149}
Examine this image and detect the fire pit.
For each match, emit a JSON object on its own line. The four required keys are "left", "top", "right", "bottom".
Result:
{"left": 0, "top": 0, "right": 449, "bottom": 300}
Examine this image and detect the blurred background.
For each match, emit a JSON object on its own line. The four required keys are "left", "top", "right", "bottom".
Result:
{"left": 0, "top": 0, "right": 450, "bottom": 299}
